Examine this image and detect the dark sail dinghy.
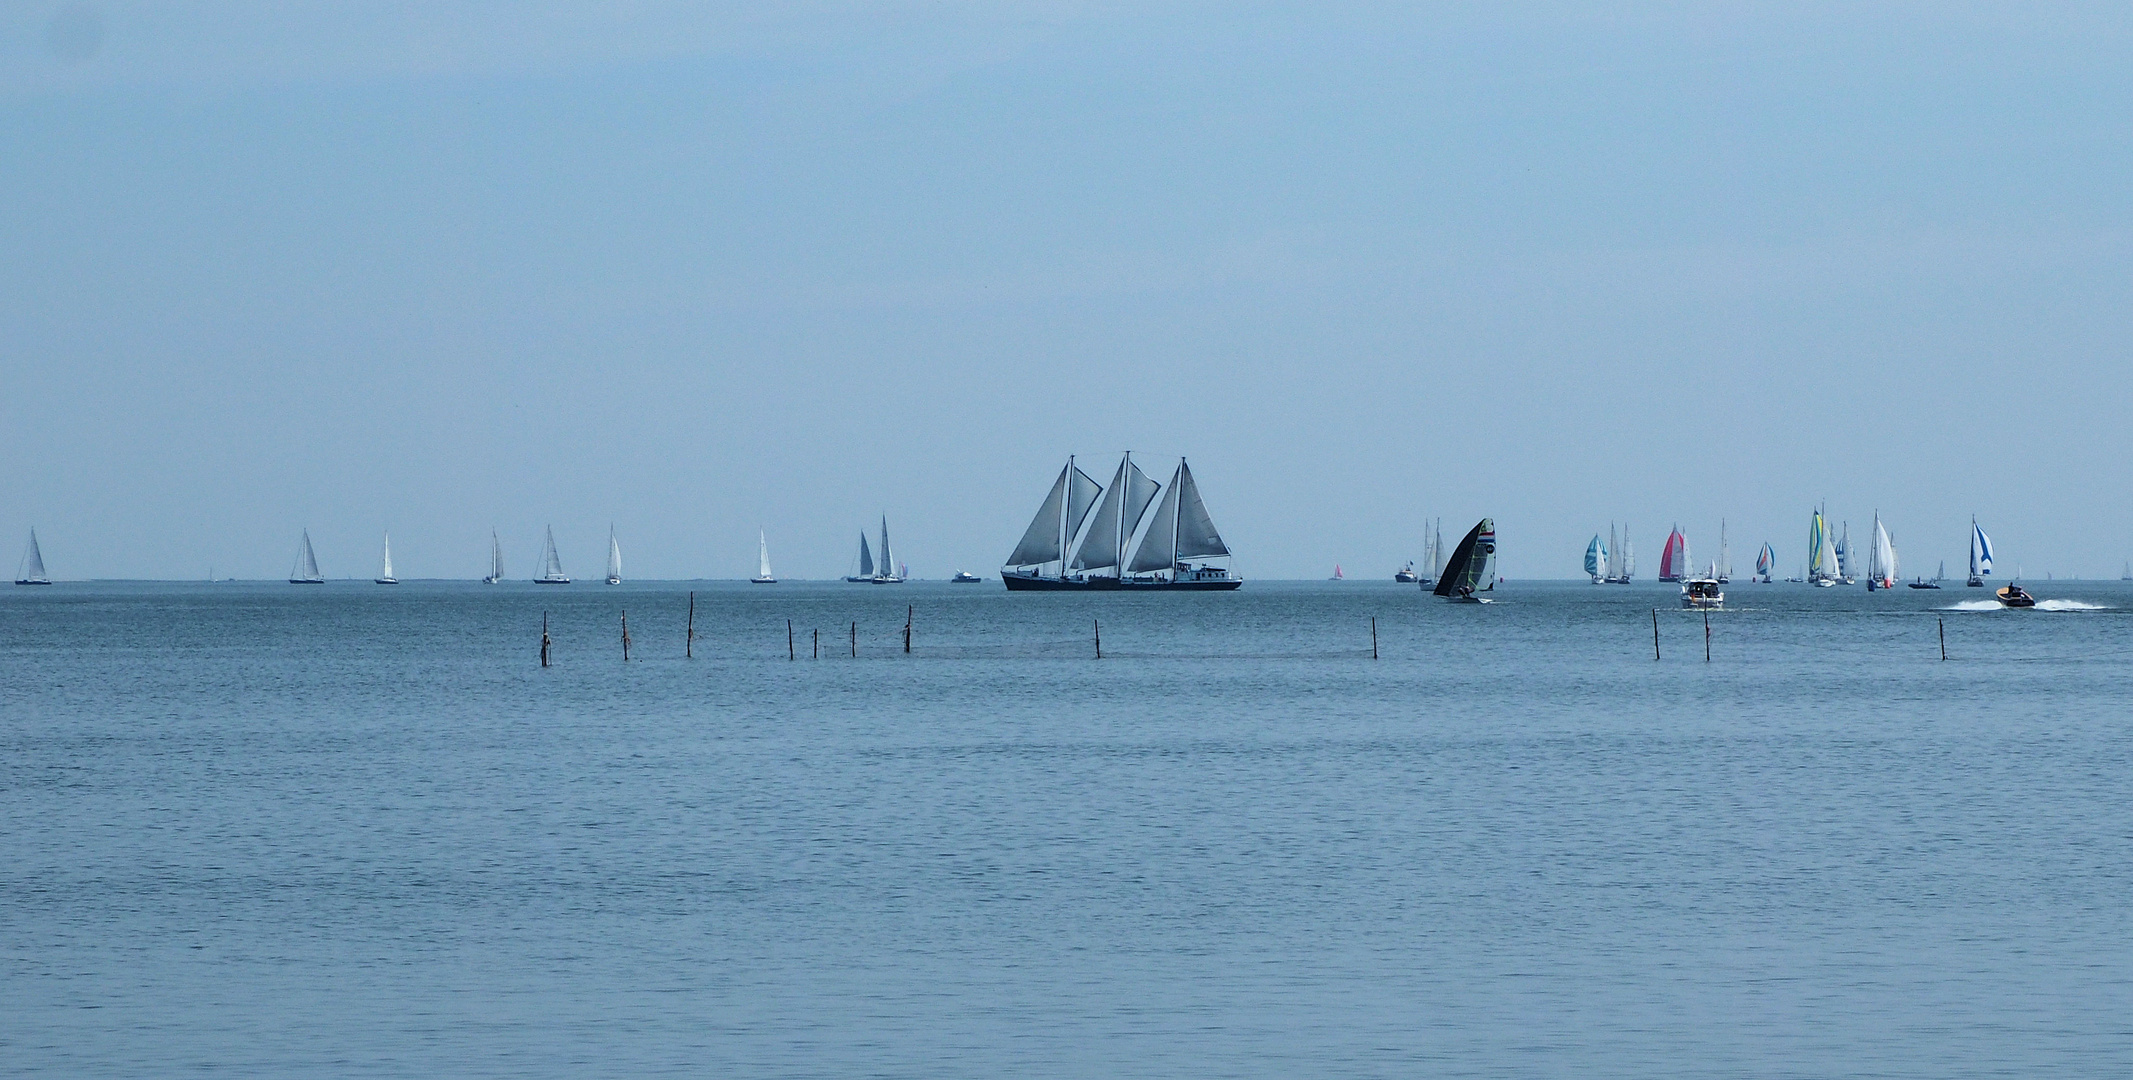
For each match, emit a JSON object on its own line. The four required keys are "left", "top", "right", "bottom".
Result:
{"left": 1432, "top": 519, "right": 1497, "bottom": 603}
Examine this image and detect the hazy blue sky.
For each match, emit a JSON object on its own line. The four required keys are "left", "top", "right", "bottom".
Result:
{"left": 5, "top": 2, "right": 2131, "bottom": 579}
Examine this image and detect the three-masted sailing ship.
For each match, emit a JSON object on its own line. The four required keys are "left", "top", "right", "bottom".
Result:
{"left": 1001, "top": 452, "right": 1240, "bottom": 590}
{"left": 289, "top": 529, "right": 325, "bottom": 584}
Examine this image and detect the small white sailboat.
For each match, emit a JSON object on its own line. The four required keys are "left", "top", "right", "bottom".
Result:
{"left": 484, "top": 531, "right": 506, "bottom": 584}
{"left": 15, "top": 528, "right": 51, "bottom": 585}
{"left": 1716, "top": 520, "right": 1732, "bottom": 583}
{"left": 752, "top": 530, "right": 777, "bottom": 584}
{"left": 535, "top": 526, "right": 570, "bottom": 584}
{"left": 870, "top": 516, "right": 905, "bottom": 583}
{"left": 375, "top": 532, "right": 398, "bottom": 584}
{"left": 1433, "top": 519, "right": 1497, "bottom": 602}
{"left": 1967, "top": 517, "right": 1994, "bottom": 587}
{"left": 289, "top": 529, "right": 325, "bottom": 584}
{"left": 1834, "top": 521, "right": 1856, "bottom": 584}
{"left": 605, "top": 526, "right": 622, "bottom": 585}
{"left": 1604, "top": 523, "right": 1635, "bottom": 584}
{"left": 1864, "top": 513, "right": 1897, "bottom": 591}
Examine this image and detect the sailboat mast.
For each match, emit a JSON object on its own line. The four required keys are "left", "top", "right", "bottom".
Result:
{"left": 1117, "top": 452, "right": 1130, "bottom": 577}
{"left": 1171, "top": 458, "right": 1184, "bottom": 578}
{"left": 1062, "top": 456, "right": 1074, "bottom": 578}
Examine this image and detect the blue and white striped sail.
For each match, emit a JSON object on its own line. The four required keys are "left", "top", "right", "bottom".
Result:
{"left": 1584, "top": 535, "right": 1606, "bottom": 581}
{"left": 1970, "top": 519, "right": 1994, "bottom": 578}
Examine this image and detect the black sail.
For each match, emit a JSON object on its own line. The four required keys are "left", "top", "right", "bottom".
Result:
{"left": 1432, "top": 519, "right": 1496, "bottom": 597}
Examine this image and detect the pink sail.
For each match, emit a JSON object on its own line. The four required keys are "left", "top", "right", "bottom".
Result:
{"left": 1658, "top": 527, "right": 1688, "bottom": 582}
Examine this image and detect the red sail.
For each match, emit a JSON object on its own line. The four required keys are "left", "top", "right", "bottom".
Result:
{"left": 1659, "top": 528, "right": 1686, "bottom": 581}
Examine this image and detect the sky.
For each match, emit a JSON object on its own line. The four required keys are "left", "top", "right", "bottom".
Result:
{"left": 4, "top": 2, "right": 2131, "bottom": 580}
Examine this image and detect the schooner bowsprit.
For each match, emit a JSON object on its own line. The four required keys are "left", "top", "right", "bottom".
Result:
{"left": 1001, "top": 453, "right": 1240, "bottom": 591}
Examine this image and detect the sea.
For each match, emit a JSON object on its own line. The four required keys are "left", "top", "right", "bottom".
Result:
{"left": 5, "top": 578, "right": 2131, "bottom": 1078}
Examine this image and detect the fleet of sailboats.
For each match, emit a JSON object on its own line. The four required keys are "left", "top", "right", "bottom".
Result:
{"left": 1002, "top": 453, "right": 1239, "bottom": 590}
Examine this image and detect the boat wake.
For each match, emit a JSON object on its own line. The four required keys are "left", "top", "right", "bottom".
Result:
{"left": 1945, "top": 598, "right": 2107, "bottom": 612}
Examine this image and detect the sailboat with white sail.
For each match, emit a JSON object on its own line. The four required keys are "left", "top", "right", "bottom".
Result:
{"left": 534, "top": 526, "right": 570, "bottom": 584}
{"left": 605, "top": 526, "right": 622, "bottom": 585}
{"left": 1865, "top": 513, "right": 1897, "bottom": 591}
{"left": 845, "top": 532, "right": 876, "bottom": 582}
{"left": 375, "top": 532, "right": 397, "bottom": 584}
{"left": 484, "top": 531, "right": 506, "bottom": 584}
{"left": 1834, "top": 522, "right": 1856, "bottom": 584}
{"left": 1807, "top": 508, "right": 1840, "bottom": 586}
{"left": 870, "top": 517, "right": 905, "bottom": 583}
{"left": 289, "top": 529, "right": 325, "bottom": 584}
{"left": 752, "top": 530, "right": 776, "bottom": 584}
{"left": 1585, "top": 533, "right": 1607, "bottom": 583}
{"left": 1002, "top": 453, "right": 1240, "bottom": 590}
{"left": 1717, "top": 520, "right": 1732, "bottom": 583}
{"left": 1415, "top": 518, "right": 1444, "bottom": 587}
{"left": 1604, "top": 523, "right": 1635, "bottom": 583}
{"left": 1967, "top": 517, "right": 1994, "bottom": 587}
{"left": 15, "top": 528, "right": 51, "bottom": 585}
{"left": 1432, "top": 519, "right": 1496, "bottom": 602}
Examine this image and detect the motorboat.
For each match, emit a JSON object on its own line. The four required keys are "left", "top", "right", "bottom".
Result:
{"left": 1995, "top": 584, "right": 2037, "bottom": 608}
{"left": 1680, "top": 577, "right": 1723, "bottom": 608}
{"left": 950, "top": 570, "right": 981, "bottom": 583}
{"left": 1906, "top": 577, "right": 1941, "bottom": 590}
{"left": 1395, "top": 561, "right": 1419, "bottom": 584}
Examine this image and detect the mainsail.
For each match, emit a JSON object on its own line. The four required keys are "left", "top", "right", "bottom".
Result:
{"left": 1834, "top": 522, "right": 1855, "bottom": 580}
{"left": 1717, "top": 520, "right": 1731, "bottom": 581}
{"left": 485, "top": 531, "right": 506, "bottom": 584}
{"left": 1125, "top": 458, "right": 1230, "bottom": 575}
{"left": 876, "top": 517, "right": 900, "bottom": 581}
{"left": 858, "top": 533, "right": 875, "bottom": 578}
{"left": 376, "top": 532, "right": 396, "bottom": 584}
{"left": 1808, "top": 509, "right": 1839, "bottom": 583}
{"left": 1970, "top": 518, "right": 1993, "bottom": 579}
{"left": 1432, "top": 519, "right": 1447, "bottom": 580}
{"left": 16, "top": 528, "right": 49, "bottom": 585}
{"left": 1433, "top": 519, "right": 1497, "bottom": 597}
{"left": 757, "top": 530, "right": 775, "bottom": 581}
{"left": 536, "top": 526, "right": 569, "bottom": 583}
{"left": 1006, "top": 459, "right": 1104, "bottom": 569}
{"left": 1867, "top": 515, "right": 1897, "bottom": 589}
{"left": 606, "top": 526, "right": 622, "bottom": 584}
{"left": 1070, "top": 453, "right": 1160, "bottom": 573}
{"left": 290, "top": 530, "right": 324, "bottom": 583}
{"left": 1585, "top": 535, "right": 1606, "bottom": 582}
{"left": 1606, "top": 523, "right": 1621, "bottom": 581}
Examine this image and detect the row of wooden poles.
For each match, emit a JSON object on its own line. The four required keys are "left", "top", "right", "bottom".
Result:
{"left": 1648, "top": 608, "right": 1951, "bottom": 662}
{"left": 537, "top": 600, "right": 1952, "bottom": 668}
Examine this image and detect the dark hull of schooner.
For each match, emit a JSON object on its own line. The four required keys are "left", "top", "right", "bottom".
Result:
{"left": 1001, "top": 569, "right": 1241, "bottom": 592}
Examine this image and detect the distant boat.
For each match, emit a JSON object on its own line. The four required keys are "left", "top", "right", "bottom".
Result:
{"left": 1604, "top": 522, "right": 1635, "bottom": 583}
{"left": 484, "top": 531, "right": 506, "bottom": 584}
{"left": 535, "top": 526, "right": 570, "bottom": 584}
{"left": 1584, "top": 534, "right": 1606, "bottom": 583}
{"left": 605, "top": 526, "right": 622, "bottom": 585}
{"left": 752, "top": 530, "right": 777, "bottom": 584}
{"left": 1395, "top": 560, "right": 1419, "bottom": 584}
{"left": 1967, "top": 517, "right": 1994, "bottom": 587}
{"left": 1908, "top": 561, "right": 1942, "bottom": 590}
{"left": 1331, "top": 564, "right": 1345, "bottom": 580}
{"left": 1834, "top": 521, "right": 1857, "bottom": 584}
{"left": 846, "top": 531, "right": 877, "bottom": 582}
{"left": 375, "top": 532, "right": 398, "bottom": 585}
{"left": 1716, "top": 519, "right": 1732, "bottom": 583}
{"left": 2123, "top": 560, "right": 2131, "bottom": 582}
{"left": 1754, "top": 542, "right": 1775, "bottom": 583}
{"left": 950, "top": 570, "right": 982, "bottom": 583}
{"left": 289, "top": 529, "right": 325, "bottom": 584}
{"left": 870, "top": 517, "right": 905, "bottom": 583}
{"left": 1864, "top": 513, "right": 1897, "bottom": 591}
{"left": 1423, "top": 518, "right": 1445, "bottom": 586}
{"left": 1433, "top": 519, "right": 1496, "bottom": 602}
{"left": 15, "top": 528, "right": 51, "bottom": 585}
{"left": 1657, "top": 525, "right": 1690, "bottom": 583}
{"left": 1807, "top": 508, "right": 1840, "bottom": 586}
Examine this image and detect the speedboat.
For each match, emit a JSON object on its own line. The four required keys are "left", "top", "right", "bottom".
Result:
{"left": 950, "top": 570, "right": 981, "bottom": 583}
{"left": 1680, "top": 578, "right": 1723, "bottom": 608}
{"left": 1995, "top": 584, "right": 2037, "bottom": 608}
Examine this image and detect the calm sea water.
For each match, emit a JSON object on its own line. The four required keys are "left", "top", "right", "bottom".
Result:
{"left": 5, "top": 579, "right": 2131, "bottom": 1078}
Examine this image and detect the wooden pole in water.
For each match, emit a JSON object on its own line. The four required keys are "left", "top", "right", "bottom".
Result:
{"left": 1939, "top": 616, "right": 1947, "bottom": 661}
{"left": 851, "top": 621, "right": 857, "bottom": 658}
{"left": 686, "top": 591, "right": 695, "bottom": 659}
{"left": 1652, "top": 609, "right": 1660, "bottom": 661}
{"left": 814, "top": 628, "right": 819, "bottom": 659}
{"left": 541, "top": 611, "right": 551, "bottom": 668}
{"left": 1094, "top": 619, "right": 1102, "bottom": 660}
{"left": 905, "top": 606, "right": 912, "bottom": 654}
{"left": 621, "top": 610, "right": 631, "bottom": 661}
{"left": 1704, "top": 610, "right": 1711, "bottom": 663}
{"left": 1371, "top": 617, "right": 1378, "bottom": 660}
{"left": 788, "top": 619, "right": 795, "bottom": 661}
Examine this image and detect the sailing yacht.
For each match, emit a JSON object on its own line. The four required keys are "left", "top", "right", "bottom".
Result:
{"left": 374, "top": 532, "right": 398, "bottom": 585}
{"left": 870, "top": 517, "right": 905, "bottom": 583}
{"left": 1754, "top": 542, "right": 1775, "bottom": 583}
{"left": 752, "top": 530, "right": 777, "bottom": 584}
{"left": 605, "top": 526, "right": 622, "bottom": 585}
{"left": 1717, "top": 520, "right": 1732, "bottom": 583}
{"left": 1585, "top": 533, "right": 1606, "bottom": 584}
{"left": 1415, "top": 518, "right": 1444, "bottom": 587}
{"left": 1605, "top": 523, "right": 1635, "bottom": 583}
{"left": 1807, "top": 508, "right": 1840, "bottom": 586}
{"left": 1331, "top": 565, "right": 1345, "bottom": 580}
{"left": 289, "top": 529, "right": 325, "bottom": 584}
{"left": 534, "top": 526, "right": 570, "bottom": 584}
{"left": 15, "top": 528, "right": 51, "bottom": 585}
{"left": 1002, "top": 454, "right": 1240, "bottom": 590}
{"left": 1433, "top": 519, "right": 1496, "bottom": 602}
{"left": 1864, "top": 513, "right": 1897, "bottom": 591}
{"left": 1657, "top": 525, "right": 1690, "bottom": 583}
{"left": 1834, "top": 522, "right": 1856, "bottom": 584}
{"left": 484, "top": 531, "right": 506, "bottom": 584}
{"left": 1967, "top": 517, "right": 1994, "bottom": 587}
{"left": 845, "top": 532, "right": 876, "bottom": 582}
